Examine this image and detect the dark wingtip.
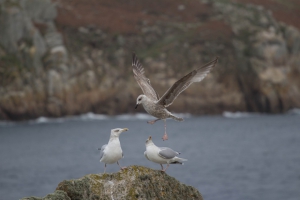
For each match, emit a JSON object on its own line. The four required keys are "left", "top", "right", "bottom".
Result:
{"left": 215, "top": 57, "right": 219, "bottom": 63}
{"left": 212, "top": 57, "right": 219, "bottom": 66}
{"left": 132, "top": 52, "right": 137, "bottom": 66}
{"left": 208, "top": 57, "right": 219, "bottom": 69}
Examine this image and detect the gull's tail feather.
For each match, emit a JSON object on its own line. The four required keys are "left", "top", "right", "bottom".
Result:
{"left": 169, "top": 114, "right": 184, "bottom": 122}
{"left": 171, "top": 157, "right": 187, "bottom": 165}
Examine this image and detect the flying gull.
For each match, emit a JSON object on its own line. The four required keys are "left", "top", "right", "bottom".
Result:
{"left": 132, "top": 53, "right": 218, "bottom": 140}
{"left": 144, "top": 136, "right": 187, "bottom": 172}
{"left": 98, "top": 128, "right": 128, "bottom": 173}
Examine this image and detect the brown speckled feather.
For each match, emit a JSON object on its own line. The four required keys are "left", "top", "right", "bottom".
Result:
{"left": 132, "top": 53, "right": 159, "bottom": 101}
{"left": 157, "top": 57, "right": 218, "bottom": 107}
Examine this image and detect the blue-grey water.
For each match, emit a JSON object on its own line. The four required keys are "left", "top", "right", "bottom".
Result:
{"left": 0, "top": 113, "right": 300, "bottom": 200}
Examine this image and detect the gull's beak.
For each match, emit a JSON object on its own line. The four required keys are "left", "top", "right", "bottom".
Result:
{"left": 135, "top": 104, "right": 138, "bottom": 109}
{"left": 122, "top": 128, "right": 129, "bottom": 132}
{"left": 146, "top": 136, "right": 152, "bottom": 142}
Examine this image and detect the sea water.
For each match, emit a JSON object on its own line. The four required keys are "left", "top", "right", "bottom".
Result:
{"left": 0, "top": 112, "right": 299, "bottom": 200}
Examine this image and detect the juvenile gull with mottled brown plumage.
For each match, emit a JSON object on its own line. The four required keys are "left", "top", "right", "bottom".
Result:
{"left": 132, "top": 53, "right": 218, "bottom": 140}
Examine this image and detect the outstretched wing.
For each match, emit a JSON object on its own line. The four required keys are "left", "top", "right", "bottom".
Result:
{"left": 98, "top": 144, "right": 107, "bottom": 160}
{"left": 132, "top": 53, "right": 159, "bottom": 101}
{"left": 158, "top": 147, "right": 179, "bottom": 159}
{"left": 157, "top": 57, "right": 218, "bottom": 107}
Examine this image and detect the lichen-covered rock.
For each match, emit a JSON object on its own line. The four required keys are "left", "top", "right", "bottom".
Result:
{"left": 22, "top": 166, "right": 203, "bottom": 200}
{"left": 22, "top": 190, "right": 70, "bottom": 200}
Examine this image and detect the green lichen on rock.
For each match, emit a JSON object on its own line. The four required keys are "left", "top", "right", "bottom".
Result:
{"left": 2, "top": 0, "right": 21, "bottom": 8}
{"left": 56, "top": 176, "right": 101, "bottom": 200}
{"left": 22, "top": 190, "right": 70, "bottom": 200}
{"left": 0, "top": 45, "right": 25, "bottom": 86}
{"left": 66, "top": 166, "right": 202, "bottom": 200}
{"left": 22, "top": 166, "right": 203, "bottom": 200}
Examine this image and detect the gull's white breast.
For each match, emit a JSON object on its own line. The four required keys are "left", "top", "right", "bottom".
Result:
{"left": 146, "top": 145, "right": 168, "bottom": 164}
{"left": 100, "top": 139, "right": 123, "bottom": 164}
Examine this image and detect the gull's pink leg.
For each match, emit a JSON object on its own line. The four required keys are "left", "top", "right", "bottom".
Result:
{"left": 160, "top": 164, "right": 164, "bottom": 171}
{"left": 162, "top": 164, "right": 170, "bottom": 172}
{"left": 162, "top": 119, "right": 168, "bottom": 141}
{"left": 117, "top": 161, "right": 126, "bottom": 170}
{"left": 147, "top": 118, "right": 161, "bottom": 125}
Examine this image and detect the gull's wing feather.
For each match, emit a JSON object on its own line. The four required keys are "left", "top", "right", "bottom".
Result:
{"left": 98, "top": 144, "right": 107, "bottom": 160}
{"left": 132, "top": 53, "right": 159, "bottom": 101}
{"left": 157, "top": 57, "right": 218, "bottom": 107}
{"left": 158, "top": 147, "right": 179, "bottom": 159}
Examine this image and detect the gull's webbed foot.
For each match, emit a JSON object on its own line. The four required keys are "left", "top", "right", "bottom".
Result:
{"left": 147, "top": 118, "right": 160, "bottom": 125}
{"left": 162, "top": 133, "right": 168, "bottom": 141}
{"left": 117, "top": 161, "right": 126, "bottom": 171}
{"left": 147, "top": 120, "right": 156, "bottom": 125}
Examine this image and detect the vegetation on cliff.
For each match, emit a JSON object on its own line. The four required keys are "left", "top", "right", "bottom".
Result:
{"left": 0, "top": 0, "right": 300, "bottom": 120}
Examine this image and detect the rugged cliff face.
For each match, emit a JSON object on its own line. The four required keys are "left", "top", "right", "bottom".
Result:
{"left": 21, "top": 166, "right": 203, "bottom": 200}
{"left": 0, "top": 0, "right": 300, "bottom": 120}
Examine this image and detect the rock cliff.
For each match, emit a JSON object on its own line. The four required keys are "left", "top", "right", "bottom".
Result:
{"left": 0, "top": 0, "right": 300, "bottom": 120}
{"left": 21, "top": 166, "right": 203, "bottom": 200}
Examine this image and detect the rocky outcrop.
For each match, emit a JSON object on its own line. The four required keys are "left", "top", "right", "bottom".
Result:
{"left": 0, "top": 0, "right": 300, "bottom": 120}
{"left": 0, "top": 0, "right": 69, "bottom": 120}
{"left": 211, "top": 1, "right": 300, "bottom": 113}
{"left": 21, "top": 166, "right": 203, "bottom": 200}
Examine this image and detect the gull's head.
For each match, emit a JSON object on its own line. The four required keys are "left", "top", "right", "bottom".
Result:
{"left": 135, "top": 94, "right": 146, "bottom": 109}
{"left": 110, "top": 128, "right": 128, "bottom": 137}
{"left": 145, "top": 136, "right": 153, "bottom": 146}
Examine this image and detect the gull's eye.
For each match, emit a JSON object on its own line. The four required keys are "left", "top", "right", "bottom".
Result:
{"left": 138, "top": 98, "right": 142, "bottom": 101}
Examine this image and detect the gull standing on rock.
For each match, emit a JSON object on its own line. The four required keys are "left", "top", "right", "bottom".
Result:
{"left": 132, "top": 53, "right": 218, "bottom": 140}
{"left": 98, "top": 128, "right": 128, "bottom": 173}
{"left": 144, "top": 136, "right": 187, "bottom": 172}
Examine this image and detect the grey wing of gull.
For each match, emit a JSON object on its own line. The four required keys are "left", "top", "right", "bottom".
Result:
{"left": 132, "top": 53, "right": 159, "bottom": 101}
{"left": 158, "top": 147, "right": 179, "bottom": 159}
{"left": 157, "top": 57, "right": 218, "bottom": 107}
{"left": 98, "top": 144, "right": 107, "bottom": 160}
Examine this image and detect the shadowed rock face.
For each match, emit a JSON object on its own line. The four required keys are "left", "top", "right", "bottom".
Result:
{"left": 21, "top": 166, "right": 203, "bottom": 200}
{"left": 0, "top": 0, "right": 300, "bottom": 120}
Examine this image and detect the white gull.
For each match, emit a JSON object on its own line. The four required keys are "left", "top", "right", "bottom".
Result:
{"left": 98, "top": 128, "right": 128, "bottom": 173}
{"left": 144, "top": 136, "right": 187, "bottom": 172}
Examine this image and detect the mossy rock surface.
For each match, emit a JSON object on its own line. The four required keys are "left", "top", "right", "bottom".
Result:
{"left": 22, "top": 166, "right": 203, "bottom": 200}
{"left": 22, "top": 190, "right": 70, "bottom": 200}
